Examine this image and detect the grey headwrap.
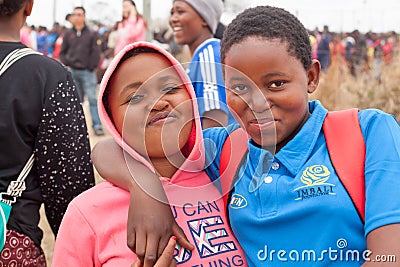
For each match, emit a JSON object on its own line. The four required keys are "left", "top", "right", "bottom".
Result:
{"left": 175, "top": 0, "right": 223, "bottom": 34}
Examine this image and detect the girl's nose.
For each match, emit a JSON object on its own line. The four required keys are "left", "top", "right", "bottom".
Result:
{"left": 151, "top": 97, "right": 169, "bottom": 111}
{"left": 249, "top": 90, "right": 270, "bottom": 113}
{"left": 169, "top": 11, "right": 178, "bottom": 24}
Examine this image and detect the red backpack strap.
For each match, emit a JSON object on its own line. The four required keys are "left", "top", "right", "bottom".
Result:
{"left": 323, "top": 108, "right": 366, "bottom": 223}
{"left": 220, "top": 128, "right": 249, "bottom": 210}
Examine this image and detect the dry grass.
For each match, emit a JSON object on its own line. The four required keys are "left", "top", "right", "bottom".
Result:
{"left": 311, "top": 48, "right": 400, "bottom": 122}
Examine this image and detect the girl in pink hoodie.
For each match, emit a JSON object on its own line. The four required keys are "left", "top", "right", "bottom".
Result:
{"left": 114, "top": 0, "right": 146, "bottom": 55}
{"left": 52, "top": 42, "right": 245, "bottom": 266}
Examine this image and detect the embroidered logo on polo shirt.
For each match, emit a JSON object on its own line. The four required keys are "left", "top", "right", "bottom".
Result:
{"left": 230, "top": 193, "right": 248, "bottom": 209}
{"left": 294, "top": 165, "right": 336, "bottom": 200}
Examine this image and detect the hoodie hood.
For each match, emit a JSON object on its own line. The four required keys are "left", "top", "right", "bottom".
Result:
{"left": 98, "top": 41, "right": 205, "bottom": 181}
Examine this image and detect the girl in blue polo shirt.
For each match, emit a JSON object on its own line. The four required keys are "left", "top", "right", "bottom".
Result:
{"left": 201, "top": 6, "right": 400, "bottom": 266}
{"left": 93, "top": 6, "right": 400, "bottom": 266}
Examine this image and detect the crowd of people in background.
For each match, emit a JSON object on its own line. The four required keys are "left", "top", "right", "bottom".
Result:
{"left": 17, "top": 11, "right": 399, "bottom": 144}
{"left": 309, "top": 26, "right": 397, "bottom": 80}
{"left": 20, "top": 18, "right": 398, "bottom": 82}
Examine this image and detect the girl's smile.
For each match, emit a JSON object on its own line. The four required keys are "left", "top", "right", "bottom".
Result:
{"left": 225, "top": 37, "right": 319, "bottom": 151}
{"left": 248, "top": 117, "right": 276, "bottom": 131}
{"left": 169, "top": 0, "right": 211, "bottom": 54}
{"left": 147, "top": 111, "right": 178, "bottom": 127}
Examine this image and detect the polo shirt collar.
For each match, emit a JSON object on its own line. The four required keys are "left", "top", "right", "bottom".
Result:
{"left": 244, "top": 101, "right": 327, "bottom": 192}
{"left": 246, "top": 140, "right": 274, "bottom": 192}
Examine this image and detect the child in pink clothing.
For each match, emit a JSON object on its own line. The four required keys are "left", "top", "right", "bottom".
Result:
{"left": 114, "top": 0, "right": 146, "bottom": 55}
{"left": 52, "top": 42, "right": 246, "bottom": 266}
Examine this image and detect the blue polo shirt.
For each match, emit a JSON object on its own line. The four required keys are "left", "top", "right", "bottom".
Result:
{"left": 204, "top": 100, "right": 400, "bottom": 266}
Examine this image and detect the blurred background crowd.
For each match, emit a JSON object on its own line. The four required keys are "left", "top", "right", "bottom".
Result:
{"left": 21, "top": 2, "right": 400, "bottom": 122}
{"left": 20, "top": 0, "right": 398, "bottom": 81}
{"left": 17, "top": 1, "right": 400, "bottom": 139}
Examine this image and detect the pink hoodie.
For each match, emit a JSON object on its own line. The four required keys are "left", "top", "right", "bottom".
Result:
{"left": 52, "top": 42, "right": 246, "bottom": 266}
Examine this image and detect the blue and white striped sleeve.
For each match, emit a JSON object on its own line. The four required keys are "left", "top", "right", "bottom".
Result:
{"left": 192, "top": 43, "right": 230, "bottom": 119}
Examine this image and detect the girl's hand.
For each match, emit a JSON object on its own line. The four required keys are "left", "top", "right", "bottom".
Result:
{"left": 127, "top": 187, "right": 194, "bottom": 267}
{"left": 132, "top": 236, "right": 177, "bottom": 267}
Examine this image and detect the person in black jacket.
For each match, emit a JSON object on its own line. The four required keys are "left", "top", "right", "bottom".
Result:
{"left": 60, "top": 6, "right": 104, "bottom": 135}
{"left": 0, "top": 0, "right": 95, "bottom": 265}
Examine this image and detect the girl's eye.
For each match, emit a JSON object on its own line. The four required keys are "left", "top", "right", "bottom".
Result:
{"left": 229, "top": 84, "right": 249, "bottom": 94}
{"left": 269, "top": 80, "right": 285, "bottom": 88}
{"left": 175, "top": 8, "right": 184, "bottom": 14}
{"left": 162, "top": 85, "right": 181, "bottom": 94}
{"left": 128, "top": 94, "right": 144, "bottom": 104}
{"left": 170, "top": 9, "right": 184, "bottom": 15}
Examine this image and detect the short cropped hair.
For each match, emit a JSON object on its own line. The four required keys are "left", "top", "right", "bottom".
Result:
{"left": 0, "top": 0, "right": 27, "bottom": 17}
{"left": 221, "top": 6, "right": 312, "bottom": 70}
{"left": 74, "top": 6, "right": 86, "bottom": 14}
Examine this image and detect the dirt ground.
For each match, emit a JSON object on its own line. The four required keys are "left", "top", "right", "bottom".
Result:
{"left": 39, "top": 103, "right": 108, "bottom": 266}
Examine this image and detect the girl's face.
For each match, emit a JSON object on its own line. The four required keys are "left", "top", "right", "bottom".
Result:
{"left": 224, "top": 37, "right": 319, "bottom": 152}
{"left": 108, "top": 53, "right": 193, "bottom": 159}
{"left": 169, "top": 1, "right": 207, "bottom": 46}
{"left": 122, "top": 0, "right": 137, "bottom": 19}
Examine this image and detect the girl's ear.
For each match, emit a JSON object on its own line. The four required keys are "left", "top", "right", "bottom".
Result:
{"left": 307, "top": 59, "right": 320, "bottom": 94}
{"left": 24, "top": 0, "right": 34, "bottom": 16}
{"left": 200, "top": 18, "right": 210, "bottom": 32}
